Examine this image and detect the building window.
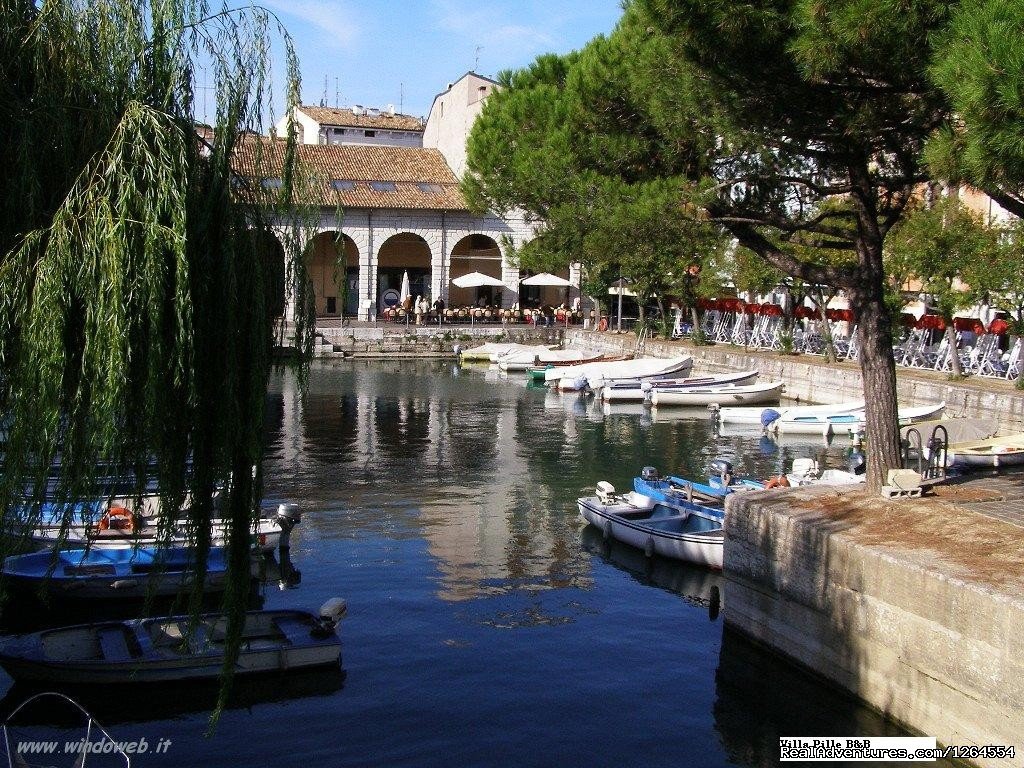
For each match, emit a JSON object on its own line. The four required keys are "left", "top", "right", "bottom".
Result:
{"left": 369, "top": 181, "right": 396, "bottom": 192}
{"left": 416, "top": 183, "right": 443, "bottom": 194}
{"left": 364, "top": 130, "right": 376, "bottom": 137}
{"left": 331, "top": 180, "right": 356, "bottom": 192}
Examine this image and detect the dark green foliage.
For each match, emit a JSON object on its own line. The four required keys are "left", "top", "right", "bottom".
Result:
{"left": 0, "top": 0, "right": 315, "bottom": 721}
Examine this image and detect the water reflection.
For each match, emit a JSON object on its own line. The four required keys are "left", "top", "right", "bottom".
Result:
{"left": 0, "top": 667, "right": 346, "bottom": 726}
{"left": 580, "top": 525, "right": 723, "bottom": 617}
{"left": 713, "top": 628, "right": 957, "bottom": 768}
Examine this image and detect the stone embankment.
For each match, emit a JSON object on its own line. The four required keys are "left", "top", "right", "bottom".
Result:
{"left": 305, "top": 324, "right": 562, "bottom": 359}
{"left": 725, "top": 483, "right": 1024, "bottom": 767}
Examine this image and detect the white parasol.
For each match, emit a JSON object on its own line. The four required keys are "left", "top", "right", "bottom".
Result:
{"left": 451, "top": 272, "right": 506, "bottom": 288}
{"left": 519, "top": 272, "right": 571, "bottom": 286}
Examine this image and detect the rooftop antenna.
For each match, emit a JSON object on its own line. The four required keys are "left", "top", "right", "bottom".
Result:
{"left": 321, "top": 75, "right": 328, "bottom": 107}
{"left": 474, "top": 45, "right": 483, "bottom": 71}
{"left": 399, "top": 83, "right": 403, "bottom": 115}
{"left": 335, "top": 77, "right": 340, "bottom": 108}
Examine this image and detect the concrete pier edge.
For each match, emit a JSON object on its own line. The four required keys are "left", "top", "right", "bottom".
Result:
{"left": 724, "top": 486, "right": 1024, "bottom": 767}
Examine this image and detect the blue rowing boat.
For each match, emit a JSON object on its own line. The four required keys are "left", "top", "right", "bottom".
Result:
{"left": 633, "top": 462, "right": 764, "bottom": 507}
{"left": 1, "top": 546, "right": 230, "bottom": 601}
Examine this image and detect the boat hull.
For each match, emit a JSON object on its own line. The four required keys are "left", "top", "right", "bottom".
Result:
{"left": 0, "top": 610, "right": 341, "bottom": 685}
{"left": 577, "top": 494, "right": 723, "bottom": 569}
{"left": 947, "top": 433, "right": 1024, "bottom": 469}
{"left": 2, "top": 548, "right": 230, "bottom": 601}
{"left": 25, "top": 516, "right": 282, "bottom": 552}
{"left": 650, "top": 381, "right": 783, "bottom": 407}
{"left": 601, "top": 370, "right": 758, "bottom": 402}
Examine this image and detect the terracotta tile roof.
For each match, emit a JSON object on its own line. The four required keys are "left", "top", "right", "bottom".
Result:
{"left": 298, "top": 105, "right": 424, "bottom": 132}
{"left": 234, "top": 141, "right": 467, "bottom": 211}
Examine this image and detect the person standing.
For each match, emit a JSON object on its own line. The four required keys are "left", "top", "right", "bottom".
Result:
{"left": 415, "top": 296, "right": 426, "bottom": 325}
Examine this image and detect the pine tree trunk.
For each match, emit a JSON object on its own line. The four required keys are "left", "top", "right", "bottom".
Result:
{"left": 852, "top": 287, "right": 902, "bottom": 491}
{"left": 946, "top": 324, "right": 963, "bottom": 377}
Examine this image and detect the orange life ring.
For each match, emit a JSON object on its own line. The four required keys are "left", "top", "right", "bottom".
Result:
{"left": 99, "top": 506, "right": 135, "bottom": 533}
{"left": 598, "top": 318, "right": 609, "bottom": 332}
{"left": 763, "top": 475, "right": 790, "bottom": 489}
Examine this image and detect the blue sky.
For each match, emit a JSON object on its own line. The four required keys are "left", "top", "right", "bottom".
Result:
{"left": 255, "top": 0, "right": 625, "bottom": 122}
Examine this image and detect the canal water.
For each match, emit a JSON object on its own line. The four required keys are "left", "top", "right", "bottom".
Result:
{"left": 0, "top": 360, "right": 954, "bottom": 767}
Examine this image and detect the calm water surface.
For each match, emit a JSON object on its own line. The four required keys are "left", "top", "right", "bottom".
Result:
{"left": 0, "top": 360, "right": 952, "bottom": 767}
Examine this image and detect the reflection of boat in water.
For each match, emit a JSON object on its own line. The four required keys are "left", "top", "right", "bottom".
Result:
{"left": 0, "top": 665, "right": 346, "bottom": 726}
{"left": 580, "top": 526, "right": 724, "bottom": 616}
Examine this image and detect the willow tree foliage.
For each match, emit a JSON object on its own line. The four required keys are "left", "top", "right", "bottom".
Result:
{"left": 0, "top": 0, "right": 315, "bottom": 710}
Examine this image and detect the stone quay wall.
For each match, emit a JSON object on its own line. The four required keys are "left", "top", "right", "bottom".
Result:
{"left": 310, "top": 324, "right": 563, "bottom": 359}
{"left": 724, "top": 486, "right": 1024, "bottom": 767}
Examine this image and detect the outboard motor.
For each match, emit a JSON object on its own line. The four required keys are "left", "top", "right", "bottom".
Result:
{"left": 709, "top": 458, "right": 733, "bottom": 488}
{"left": 276, "top": 503, "right": 302, "bottom": 550}
{"left": 312, "top": 597, "right": 348, "bottom": 638}
{"left": 848, "top": 449, "right": 867, "bottom": 475}
{"left": 596, "top": 481, "right": 616, "bottom": 504}
{"left": 640, "top": 466, "right": 659, "bottom": 482}
{"left": 760, "top": 408, "right": 782, "bottom": 429}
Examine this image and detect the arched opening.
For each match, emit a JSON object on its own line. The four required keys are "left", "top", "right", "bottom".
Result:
{"left": 377, "top": 232, "right": 431, "bottom": 313}
{"left": 305, "top": 231, "right": 357, "bottom": 317}
{"left": 449, "top": 234, "right": 503, "bottom": 308}
{"left": 519, "top": 268, "right": 572, "bottom": 310}
{"left": 251, "top": 230, "right": 286, "bottom": 318}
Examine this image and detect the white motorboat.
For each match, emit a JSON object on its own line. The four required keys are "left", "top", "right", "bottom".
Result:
{"left": 784, "top": 457, "right": 865, "bottom": 487}
{"left": 767, "top": 402, "right": 946, "bottom": 436}
{"left": 548, "top": 355, "right": 694, "bottom": 390}
{"left": 19, "top": 500, "right": 297, "bottom": 552}
{"left": 649, "top": 380, "right": 784, "bottom": 407}
{"left": 946, "top": 432, "right": 1024, "bottom": 470}
{"left": 601, "top": 370, "right": 758, "bottom": 402}
{"left": 459, "top": 342, "right": 546, "bottom": 363}
{"left": 576, "top": 483, "right": 723, "bottom": 569}
{"left": 0, "top": 598, "right": 348, "bottom": 685}
{"left": 496, "top": 348, "right": 602, "bottom": 372}
{"left": 712, "top": 400, "right": 865, "bottom": 428}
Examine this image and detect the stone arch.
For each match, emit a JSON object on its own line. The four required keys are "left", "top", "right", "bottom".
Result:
{"left": 377, "top": 232, "right": 432, "bottom": 313}
{"left": 448, "top": 233, "right": 504, "bottom": 308}
{"left": 251, "top": 230, "right": 286, "bottom": 318}
{"left": 305, "top": 231, "right": 358, "bottom": 317}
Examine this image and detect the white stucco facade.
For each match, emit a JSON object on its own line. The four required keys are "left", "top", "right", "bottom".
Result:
{"left": 284, "top": 207, "right": 539, "bottom": 321}
{"left": 423, "top": 72, "right": 499, "bottom": 179}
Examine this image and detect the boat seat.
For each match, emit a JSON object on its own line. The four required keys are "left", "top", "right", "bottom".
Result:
{"left": 97, "top": 626, "right": 132, "bottom": 661}
{"left": 273, "top": 616, "right": 314, "bottom": 644}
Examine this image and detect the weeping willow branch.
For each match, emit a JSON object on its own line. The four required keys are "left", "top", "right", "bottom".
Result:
{"left": 0, "top": 0, "right": 320, "bottom": 724}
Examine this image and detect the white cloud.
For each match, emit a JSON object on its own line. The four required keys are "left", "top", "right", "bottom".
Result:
{"left": 262, "top": 0, "right": 360, "bottom": 48}
{"left": 430, "top": 0, "right": 557, "bottom": 62}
